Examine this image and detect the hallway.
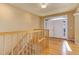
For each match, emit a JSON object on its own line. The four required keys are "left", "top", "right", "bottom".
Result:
{"left": 0, "top": 3, "right": 79, "bottom": 55}
{"left": 0, "top": 1, "right": 79, "bottom": 59}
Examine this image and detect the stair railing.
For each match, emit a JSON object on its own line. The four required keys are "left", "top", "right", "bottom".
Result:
{"left": 7, "top": 29, "right": 49, "bottom": 55}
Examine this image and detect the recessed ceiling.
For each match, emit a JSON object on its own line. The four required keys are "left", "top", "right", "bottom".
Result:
{"left": 10, "top": 3, "right": 78, "bottom": 16}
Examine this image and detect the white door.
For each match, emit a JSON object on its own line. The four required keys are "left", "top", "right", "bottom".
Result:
{"left": 53, "top": 20, "right": 67, "bottom": 38}
{"left": 44, "top": 19, "right": 68, "bottom": 39}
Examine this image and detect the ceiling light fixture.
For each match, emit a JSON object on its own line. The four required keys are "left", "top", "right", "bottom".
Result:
{"left": 40, "top": 3, "right": 47, "bottom": 8}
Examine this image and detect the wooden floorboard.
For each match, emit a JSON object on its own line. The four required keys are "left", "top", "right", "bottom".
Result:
{"left": 41, "top": 38, "right": 79, "bottom": 55}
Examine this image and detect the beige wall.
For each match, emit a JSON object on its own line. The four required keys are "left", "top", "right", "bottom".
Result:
{"left": 67, "top": 12, "right": 75, "bottom": 41}
{"left": 0, "top": 4, "right": 40, "bottom": 54}
{"left": 0, "top": 4, "right": 40, "bottom": 32}
{"left": 39, "top": 17, "right": 44, "bottom": 29}
{"left": 74, "top": 13, "right": 79, "bottom": 44}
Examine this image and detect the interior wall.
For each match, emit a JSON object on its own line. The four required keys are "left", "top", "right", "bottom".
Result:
{"left": 40, "top": 17, "right": 44, "bottom": 29}
{"left": 0, "top": 4, "right": 40, "bottom": 32}
{"left": 74, "top": 13, "right": 79, "bottom": 44}
{"left": 67, "top": 12, "right": 75, "bottom": 41}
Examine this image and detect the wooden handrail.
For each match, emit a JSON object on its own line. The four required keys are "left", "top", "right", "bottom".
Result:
{"left": 0, "top": 29, "right": 49, "bottom": 55}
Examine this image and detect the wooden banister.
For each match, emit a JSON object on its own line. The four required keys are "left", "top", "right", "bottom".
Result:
{"left": 0, "top": 29, "right": 49, "bottom": 55}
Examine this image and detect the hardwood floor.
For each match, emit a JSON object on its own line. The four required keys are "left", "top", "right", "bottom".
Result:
{"left": 42, "top": 38, "right": 62, "bottom": 55}
{"left": 41, "top": 38, "right": 79, "bottom": 55}
{"left": 68, "top": 41, "right": 79, "bottom": 55}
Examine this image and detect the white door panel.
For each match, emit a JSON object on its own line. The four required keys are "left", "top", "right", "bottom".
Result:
{"left": 53, "top": 20, "right": 64, "bottom": 38}
{"left": 44, "top": 19, "right": 68, "bottom": 39}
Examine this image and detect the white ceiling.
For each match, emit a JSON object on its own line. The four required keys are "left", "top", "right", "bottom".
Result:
{"left": 10, "top": 3, "right": 78, "bottom": 16}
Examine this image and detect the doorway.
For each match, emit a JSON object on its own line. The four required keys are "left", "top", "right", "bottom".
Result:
{"left": 44, "top": 16, "right": 68, "bottom": 39}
